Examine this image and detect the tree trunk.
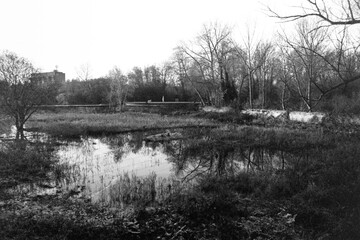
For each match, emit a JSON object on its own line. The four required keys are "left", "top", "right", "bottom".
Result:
{"left": 249, "top": 74, "right": 253, "bottom": 108}
{"left": 307, "top": 77, "right": 312, "bottom": 112}
{"left": 281, "top": 84, "right": 286, "bottom": 110}
{"left": 262, "top": 74, "right": 266, "bottom": 108}
{"left": 15, "top": 118, "right": 25, "bottom": 140}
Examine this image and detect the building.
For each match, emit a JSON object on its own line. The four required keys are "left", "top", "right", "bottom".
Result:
{"left": 30, "top": 70, "right": 66, "bottom": 104}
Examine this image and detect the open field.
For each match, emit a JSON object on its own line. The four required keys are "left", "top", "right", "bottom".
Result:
{"left": 26, "top": 112, "right": 218, "bottom": 137}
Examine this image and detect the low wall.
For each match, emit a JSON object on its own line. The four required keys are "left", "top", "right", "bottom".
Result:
{"left": 38, "top": 102, "right": 201, "bottom": 114}
{"left": 38, "top": 104, "right": 111, "bottom": 113}
{"left": 125, "top": 102, "right": 201, "bottom": 112}
{"left": 243, "top": 109, "right": 327, "bottom": 124}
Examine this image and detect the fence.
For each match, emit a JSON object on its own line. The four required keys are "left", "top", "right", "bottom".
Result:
{"left": 38, "top": 102, "right": 201, "bottom": 113}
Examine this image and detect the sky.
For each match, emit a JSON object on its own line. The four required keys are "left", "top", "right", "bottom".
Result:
{"left": 0, "top": 0, "right": 301, "bottom": 80}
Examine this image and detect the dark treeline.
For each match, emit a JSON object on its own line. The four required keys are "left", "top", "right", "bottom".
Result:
{"left": 61, "top": 65, "right": 198, "bottom": 105}
{"left": 57, "top": 20, "right": 360, "bottom": 114}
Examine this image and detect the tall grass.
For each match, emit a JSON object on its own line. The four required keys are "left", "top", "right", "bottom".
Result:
{"left": 106, "top": 172, "right": 187, "bottom": 210}
{"left": 0, "top": 141, "right": 59, "bottom": 189}
{"left": 27, "top": 112, "right": 216, "bottom": 137}
{"left": 213, "top": 125, "right": 328, "bottom": 150}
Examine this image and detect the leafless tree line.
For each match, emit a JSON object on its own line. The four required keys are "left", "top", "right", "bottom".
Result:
{"left": 173, "top": 18, "right": 360, "bottom": 111}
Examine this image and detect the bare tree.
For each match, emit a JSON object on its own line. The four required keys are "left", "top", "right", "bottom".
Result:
{"left": 76, "top": 63, "right": 92, "bottom": 81}
{"left": 173, "top": 49, "right": 206, "bottom": 105}
{"left": 271, "top": 53, "right": 296, "bottom": 111}
{"left": 278, "top": 20, "right": 360, "bottom": 112}
{"left": 268, "top": 0, "right": 360, "bottom": 26}
{"left": 0, "top": 51, "right": 45, "bottom": 139}
{"left": 108, "top": 67, "right": 128, "bottom": 112}
{"left": 75, "top": 63, "right": 94, "bottom": 95}
{"left": 279, "top": 20, "right": 329, "bottom": 111}
{"left": 233, "top": 26, "right": 274, "bottom": 108}
{"left": 242, "top": 26, "right": 257, "bottom": 108}
{"left": 178, "top": 22, "right": 233, "bottom": 106}
{"left": 158, "top": 62, "right": 176, "bottom": 101}
{"left": 253, "top": 42, "right": 276, "bottom": 108}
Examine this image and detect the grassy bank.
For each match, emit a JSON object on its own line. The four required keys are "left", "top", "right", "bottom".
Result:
{"left": 27, "top": 112, "right": 217, "bottom": 137}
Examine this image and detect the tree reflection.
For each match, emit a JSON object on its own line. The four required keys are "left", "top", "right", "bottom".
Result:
{"left": 88, "top": 127, "right": 328, "bottom": 186}
{"left": 102, "top": 132, "right": 145, "bottom": 162}
{"left": 161, "top": 128, "right": 327, "bottom": 182}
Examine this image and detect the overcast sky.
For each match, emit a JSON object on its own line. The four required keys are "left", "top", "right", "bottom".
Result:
{"left": 0, "top": 0, "right": 301, "bottom": 80}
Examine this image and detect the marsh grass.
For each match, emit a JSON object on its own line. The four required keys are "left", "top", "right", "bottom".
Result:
{"left": 106, "top": 172, "right": 190, "bottom": 211}
{"left": 27, "top": 112, "right": 216, "bottom": 137}
{"left": 213, "top": 125, "right": 329, "bottom": 151}
{"left": 180, "top": 125, "right": 329, "bottom": 168}
{"left": 0, "top": 141, "right": 59, "bottom": 189}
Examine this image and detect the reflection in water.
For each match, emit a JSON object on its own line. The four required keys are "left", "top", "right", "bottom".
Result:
{"left": 174, "top": 141, "right": 313, "bottom": 182}
{"left": 0, "top": 125, "right": 48, "bottom": 141}
{"left": 55, "top": 128, "right": 324, "bottom": 207}
{"left": 57, "top": 133, "right": 175, "bottom": 205}
{"left": 162, "top": 128, "right": 324, "bottom": 183}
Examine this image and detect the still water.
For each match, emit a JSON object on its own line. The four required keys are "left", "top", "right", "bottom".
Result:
{"left": 53, "top": 128, "right": 296, "bottom": 206}
{"left": 3, "top": 126, "right": 317, "bottom": 207}
{"left": 57, "top": 133, "right": 177, "bottom": 204}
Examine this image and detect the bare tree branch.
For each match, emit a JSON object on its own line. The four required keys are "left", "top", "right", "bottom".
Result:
{"left": 268, "top": 0, "right": 360, "bottom": 26}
